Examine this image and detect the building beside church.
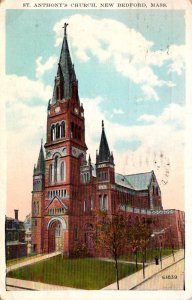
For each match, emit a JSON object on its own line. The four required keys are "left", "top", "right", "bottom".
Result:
{"left": 5, "top": 210, "right": 27, "bottom": 260}
{"left": 31, "top": 24, "right": 184, "bottom": 257}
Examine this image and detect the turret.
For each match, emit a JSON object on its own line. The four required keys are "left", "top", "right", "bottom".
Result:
{"left": 33, "top": 140, "right": 45, "bottom": 191}
{"left": 96, "top": 121, "right": 115, "bottom": 184}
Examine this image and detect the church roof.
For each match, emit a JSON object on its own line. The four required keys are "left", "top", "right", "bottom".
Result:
{"left": 115, "top": 171, "right": 153, "bottom": 191}
{"left": 115, "top": 173, "right": 134, "bottom": 189}
{"left": 125, "top": 171, "right": 153, "bottom": 190}
{"left": 52, "top": 23, "right": 77, "bottom": 104}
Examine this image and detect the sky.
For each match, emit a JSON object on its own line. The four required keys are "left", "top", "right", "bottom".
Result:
{"left": 5, "top": 9, "right": 185, "bottom": 220}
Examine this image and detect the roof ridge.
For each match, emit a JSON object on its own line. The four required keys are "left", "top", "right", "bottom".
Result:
{"left": 126, "top": 170, "right": 153, "bottom": 177}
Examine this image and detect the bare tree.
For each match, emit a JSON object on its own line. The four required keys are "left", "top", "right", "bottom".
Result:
{"left": 95, "top": 211, "right": 126, "bottom": 290}
{"left": 127, "top": 221, "right": 152, "bottom": 278}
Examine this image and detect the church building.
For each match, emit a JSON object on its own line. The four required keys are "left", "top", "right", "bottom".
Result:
{"left": 31, "top": 24, "right": 184, "bottom": 256}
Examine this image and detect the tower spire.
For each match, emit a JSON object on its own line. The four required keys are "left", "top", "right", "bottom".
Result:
{"left": 51, "top": 23, "right": 78, "bottom": 104}
{"left": 97, "top": 120, "right": 113, "bottom": 164}
{"left": 34, "top": 141, "right": 45, "bottom": 175}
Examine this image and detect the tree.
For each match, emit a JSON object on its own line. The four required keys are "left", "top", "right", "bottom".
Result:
{"left": 95, "top": 211, "right": 126, "bottom": 290}
{"left": 127, "top": 221, "right": 152, "bottom": 278}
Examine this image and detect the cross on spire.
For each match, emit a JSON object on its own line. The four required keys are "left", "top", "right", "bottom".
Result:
{"left": 62, "top": 22, "right": 69, "bottom": 36}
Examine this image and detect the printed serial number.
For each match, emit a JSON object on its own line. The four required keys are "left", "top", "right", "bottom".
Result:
{"left": 162, "top": 275, "right": 177, "bottom": 279}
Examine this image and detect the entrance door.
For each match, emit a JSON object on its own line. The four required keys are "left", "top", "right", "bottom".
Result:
{"left": 48, "top": 221, "right": 64, "bottom": 253}
{"left": 55, "top": 223, "right": 63, "bottom": 251}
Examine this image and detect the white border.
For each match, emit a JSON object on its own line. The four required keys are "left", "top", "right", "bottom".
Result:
{"left": 0, "top": 0, "right": 192, "bottom": 299}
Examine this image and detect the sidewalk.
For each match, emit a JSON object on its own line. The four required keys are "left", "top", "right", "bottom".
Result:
{"left": 99, "top": 257, "right": 144, "bottom": 265}
{"left": 102, "top": 249, "right": 184, "bottom": 290}
{"left": 6, "top": 277, "right": 76, "bottom": 291}
{"left": 134, "top": 259, "right": 184, "bottom": 290}
{"left": 6, "top": 251, "right": 61, "bottom": 273}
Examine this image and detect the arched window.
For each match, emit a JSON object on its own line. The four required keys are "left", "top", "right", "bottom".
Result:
{"left": 91, "top": 198, "right": 94, "bottom": 210}
{"left": 99, "top": 195, "right": 102, "bottom": 210}
{"left": 103, "top": 195, "right": 108, "bottom": 210}
{"left": 56, "top": 123, "right": 60, "bottom": 139}
{"left": 60, "top": 161, "right": 65, "bottom": 181}
{"left": 49, "top": 164, "right": 52, "bottom": 183}
{"left": 61, "top": 121, "right": 65, "bottom": 138}
{"left": 37, "top": 202, "right": 39, "bottom": 215}
{"left": 54, "top": 156, "right": 58, "bottom": 182}
{"left": 33, "top": 202, "right": 36, "bottom": 215}
{"left": 156, "top": 187, "right": 159, "bottom": 196}
{"left": 51, "top": 125, "right": 55, "bottom": 141}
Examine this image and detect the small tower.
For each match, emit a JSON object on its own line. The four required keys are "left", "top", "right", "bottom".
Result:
{"left": 96, "top": 121, "right": 115, "bottom": 214}
{"left": 33, "top": 139, "right": 45, "bottom": 191}
{"left": 31, "top": 140, "right": 45, "bottom": 254}
{"left": 96, "top": 120, "right": 115, "bottom": 183}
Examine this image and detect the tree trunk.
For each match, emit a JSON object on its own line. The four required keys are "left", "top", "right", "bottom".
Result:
{"left": 135, "top": 250, "right": 138, "bottom": 270}
{"left": 114, "top": 256, "right": 119, "bottom": 290}
{"left": 172, "top": 245, "right": 175, "bottom": 262}
{"left": 142, "top": 251, "right": 145, "bottom": 279}
{"left": 159, "top": 247, "right": 162, "bottom": 269}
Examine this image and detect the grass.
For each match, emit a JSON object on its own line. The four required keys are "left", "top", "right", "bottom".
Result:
{"left": 7, "top": 254, "right": 43, "bottom": 266}
{"left": 7, "top": 255, "right": 141, "bottom": 289}
{"left": 120, "top": 248, "right": 178, "bottom": 263}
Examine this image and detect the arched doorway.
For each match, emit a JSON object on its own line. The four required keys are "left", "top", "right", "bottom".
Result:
{"left": 47, "top": 217, "right": 66, "bottom": 253}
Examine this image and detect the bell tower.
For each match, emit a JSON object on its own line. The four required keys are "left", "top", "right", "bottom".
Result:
{"left": 96, "top": 121, "right": 115, "bottom": 214}
{"left": 42, "top": 24, "right": 87, "bottom": 254}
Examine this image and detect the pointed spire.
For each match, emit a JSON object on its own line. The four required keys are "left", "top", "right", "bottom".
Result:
{"left": 88, "top": 154, "right": 91, "bottom": 165}
{"left": 52, "top": 23, "right": 78, "bottom": 104}
{"left": 34, "top": 140, "right": 45, "bottom": 175}
{"left": 97, "top": 120, "right": 113, "bottom": 164}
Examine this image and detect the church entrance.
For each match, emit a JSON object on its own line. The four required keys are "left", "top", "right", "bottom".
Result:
{"left": 55, "top": 223, "right": 63, "bottom": 251}
{"left": 47, "top": 217, "right": 66, "bottom": 253}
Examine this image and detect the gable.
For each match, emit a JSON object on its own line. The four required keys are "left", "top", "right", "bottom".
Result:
{"left": 46, "top": 196, "right": 68, "bottom": 210}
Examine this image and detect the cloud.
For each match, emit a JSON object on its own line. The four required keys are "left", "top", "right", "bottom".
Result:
{"left": 3, "top": 74, "right": 52, "bottom": 106}
{"left": 35, "top": 56, "right": 57, "bottom": 79}
{"left": 53, "top": 15, "right": 185, "bottom": 101}
{"left": 137, "top": 114, "right": 157, "bottom": 123}
{"left": 141, "top": 85, "right": 159, "bottom": 101}
{"left": 5, "top": 73, "right": 49, "bottom": 219}
{"left": 113, "top": 108, "right": 124, "bottom": 115}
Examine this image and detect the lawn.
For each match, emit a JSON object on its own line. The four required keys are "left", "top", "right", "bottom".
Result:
{"left": 120, "top": 248, "right": 177, "bottom": 263}
{"left": 6, "top": 254, "right": 43, "bottom": 266}
{"left": 7, "top": 255, "right": 141, "bottom": 289}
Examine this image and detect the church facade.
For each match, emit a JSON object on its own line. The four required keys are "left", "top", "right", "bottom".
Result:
{"left": 31, "top": 25, "right": 184, "bottom": 256}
